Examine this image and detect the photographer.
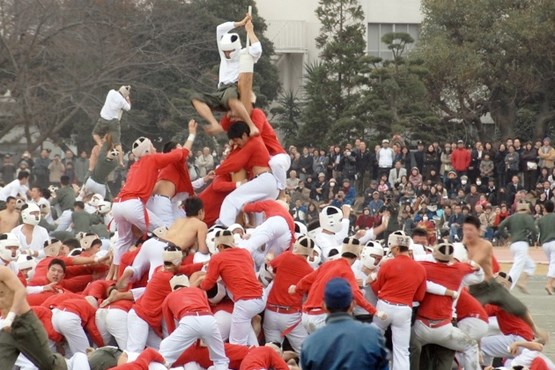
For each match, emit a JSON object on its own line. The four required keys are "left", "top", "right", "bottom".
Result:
{"left": 340, "top": 148, "right": 357, "bottom": 182}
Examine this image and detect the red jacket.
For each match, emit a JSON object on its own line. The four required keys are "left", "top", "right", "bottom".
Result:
{"left": 215, "top": 136, "right": 270, "bottom": 179}
{"left": 267, "top": 251, "right": 313, "bottom": 311}
{"left": 109, "top": 348, "right": 165, "bottom": 370}
{"left": 243, "top": 199, "right": 295, "bottom": 248}
{"left": 296, "top": 258, "right": 376, "bottom": 315}
{"left": 157, "top": 148, "right": 194, "bottom": 196}
{"left": 451, "top": 148, "right": 471, "bottom": 172}
{"left": 239, "top": 346, "right": 289, "bottom": 370}
{"left": 221, "top": 108, "right": 286, "bottom": 156}
{"left": 198, "top": 173, "right": 234, "bottom": 227}
{"left": 53, "top": 297, "right": 104, "bottom": 347}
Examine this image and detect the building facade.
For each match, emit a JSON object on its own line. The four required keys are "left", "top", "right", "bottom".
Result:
{"left": 256, "top": 0, "right": 423, "bottom": 94}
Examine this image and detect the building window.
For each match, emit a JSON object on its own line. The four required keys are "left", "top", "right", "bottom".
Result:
{"left": 367, "top": 23, "right": 420, "bottom": 60}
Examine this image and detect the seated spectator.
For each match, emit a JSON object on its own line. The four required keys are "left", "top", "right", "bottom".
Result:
{"left": 356, "top": 208, "right": 374, "bottom": 230}
{"left": 367, "top": 191, "right": 384, "bottom": 216}
{"left": 409, "top": 167, "right": 423, "bottom": 189}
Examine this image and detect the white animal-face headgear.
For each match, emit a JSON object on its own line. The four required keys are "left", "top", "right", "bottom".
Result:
{"left": 220, "top": 33, "right": 242, "bottom": 60}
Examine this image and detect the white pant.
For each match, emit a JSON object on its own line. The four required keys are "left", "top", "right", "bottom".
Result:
{"left": 542, "top": 240, "right": 555, "bottom": 278}
{"left": 96, "top": 307, "right": 129, "bottom": 350}
{"left": 230, "top": 297, "right": 265, "bottom": 345}
{"left": 372, "top": 300, "right": 412, "bottom": 370}
{"left": 508, "top": 241, "right": 534, "bottom": 289}
{"left": 55, "top": 209, "right": 73, "bottom": 232}
{"left": 159, "top": 315, "right": 229, "bottom": 369}
{"left": 126, "top": 308, "right": 161, "bottom": 352}
{"left": 219, "top": 173, "right": 278, "bottom": 227}
{"left": 480, "top": 334, "right": 526, "bottom": 366}
{"left": 84, "top": 177, "right": 107, "bottom": 198}
{"left": 146, "top": 194, "right": 174, "bottom": 227}
{"left": 457, "top": 317, "right": 489, "bottom": 341}
{"left": 412, "top": 320, "right": 480, "bottom": 370}
{"left": 66, "top": 352, "right": 90, "bottom": 370}
{"left": 51, "top": 309, "right": 89, "bottom": 356}
{"left": 301, "top": 312, "right": 327, "bottom": 334}
{"left": 269, "top": 153, "right": 291, "bottom": 191}
{"left": 263, "top": 309, "right": 306, "bottom": 353}
{"left": 128, "top": 237, "right": 166, "bottom": 282}
{"left": 214, "top": 310, "right": 232, "bottom": 342}
{"left": 239, "top": 216, "right": 291, "bottom": 269}
{"left": 112, "top": 199, "right": 163, "bottom": 264}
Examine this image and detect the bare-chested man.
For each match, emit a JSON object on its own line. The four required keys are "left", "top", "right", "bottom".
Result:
{"left": 462, "top": 215, "right": 548, "bottom": 343}
{"left": 115, "top": 196, "right": 208, "bottom": 289}
{"left": 0, "top": 197, "right": 20, "bottom": 233}
{"left": 0, "top": 265, "right": 67, "bottom": 369}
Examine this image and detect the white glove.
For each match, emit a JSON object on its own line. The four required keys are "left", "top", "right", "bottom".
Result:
{"left": 2, "top": 312, "right": 16, "bottom": 330}
{"left": 375, "top": 311, "right": 387, "bottom": 320}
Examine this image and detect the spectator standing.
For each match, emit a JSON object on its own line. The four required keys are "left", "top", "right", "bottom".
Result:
{"left": 377, "top": 139, "right": 395, "bottom": 179}
{"left": 74, "top": 151, "right": 89, "bottom": 186}
{"left": 340, "top": 148, "right": 356, "bottom": 182}
{"left": 33, "top": 149, "right": 51, "bottom": 188}
{"left": 62, "top": 150, "right": 74, "bottom": 167}
{"left": 521, "top": 142, "right": 538, "bottom": 191}
{"left": 1, "top": 154, "right": 16, "bottom": 183}
{"left": 423, "top": 144, "right": 439, "bottom": 181}
{"left": 440, "top": 144, "right": 453, "bottom": 180}
{"left": 196, "top": 147, "right": 215, "bottom": 177}
{"left": 469, "top": 141, "right": 483, "bottom": 183}
{"left": 451, "top": 139, "right": 471, "bottom": 177}
{"left": 479, "top": 153, "right": 494, "bottom": 184}
{"left": 494, "top": 143, "right": 508, "bottom": 187}
{"left": 330, "top": 146, "right": 342, "bottom": 180}
{"left": 298, "top": 147, "right": 314, "bottom": 181}
{"left": 504, "top": 145, "right": 520, "bottom": 183}
{"left": 354, "top": 142, "right": 371, "bottom": 195}
{"left": 48, "top": 155, "right": 65, "bottom": 186}
{"left": 411, "top": 140, "right": 425, "bottom": 173}
{"left": 538, "top": 137, "right": 555, "bottom": 170}
{"left": 312, "top": 149, "right": 329, "bottom": 179}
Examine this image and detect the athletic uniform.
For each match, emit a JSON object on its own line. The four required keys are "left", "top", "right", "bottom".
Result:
{"left": 215, "top": 136, "right": 278, "bottom": 227}
{"left": 112, "top": 148, "right": 189, "bottom": 265}
{"left": 159, "top": 286, "right": 229, "bottom": 369}
{"left": 295, "top": 258, "right": 377, "bottom": 334}
{"left": 371, "top": 255, "right": 426, "bottom": 370}
{"left": 264, "top": 251, "right": 313, "bottom": 352}
{"left": 221, "top": 108, "right": 290, "bottom": 191}
{"left": 239, "top": 200, "right": 295, "bottom": 268}
{"left": 200, "top": 247, "right": 264, "bottom": 345}
{"left": 85, "top": 142, "right": 118, "bottom": 199}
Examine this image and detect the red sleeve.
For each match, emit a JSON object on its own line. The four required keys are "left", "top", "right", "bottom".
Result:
{"left": 212, "top": 174, "right": 236, "bottom": 192}
{"left": 414, "top": 274, "right": 427, "bottom": 302}
{"left": 214, "top": 147, "right": 248, "bottom": 175}
{"left": 109, "top": 348, "right": 165, "bottom": 370}
{"left": 200, "top": 257, "right": 220, "bottom": 291}
{"left": 243, "top": 200, "right": 270, "bottom": 214}
{"left": 295, "top": 268, "right": 318, "bottom": 294}
{"left": 269, "top": 350, "right": 290, "bottom": 370}
{"left": 162, "top": 295, "right": 175, "bottom": 335}
{"left": 371, "top": 261, "right": 387, "bottom": 294}
{"left": 149, "top": 148, "right": 187, "bottom": 170}
{"left": 219, "top": 116, "right": 232, "bottom": 131}
{"left": 250, "top": 109, "right": 266, "bottom": 132}
{"left": 269, "top": 253, "right": 285, "bottom": 273}
{"left": 465, "top": 151, "right": 471, "bottom": 167}
{"left": 178, "top": 262, "right": 204, "bottom": 276}
{"left": 484, "top": 304, "right": 500, "bottom": 316}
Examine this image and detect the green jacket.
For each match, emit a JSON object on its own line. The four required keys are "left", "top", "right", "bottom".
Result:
{"left": 498, "top": 212, "right": 538, "bottom": 243}
{"left": 537, "top": 213, "right": 555, "bottom": 244}
{"left": 51, "top": 186, "right": 76, "bottom": 212}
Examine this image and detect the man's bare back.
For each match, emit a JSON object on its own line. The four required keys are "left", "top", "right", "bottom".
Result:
{"left": 0, "top": 209, "right": 20, "bottom": 233}
{"left": 164, "top": 217, "right": 208, "bottom": 253}
{"left": 465, "top": 237, "right": 494, "bottom": 280}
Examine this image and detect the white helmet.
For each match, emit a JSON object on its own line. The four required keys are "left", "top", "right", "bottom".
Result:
{"left": 207, "top": 280, "right": 227, "bottom": 304}
{"left": 388, "top": 230, "right": 411, "bottom": 248}
{"left": 410, "top": 243, "right": 426, "bottom": 256}
{"left": 206, "top": 226, "right": 225, "bottom": 255}
{"left": 219, "top": 33, "right": 242, "bottom": 60}
{"left": 452, "top": 242, "right": 468, "bottom": 262}
{"left": 21, "top": 203, "right": 41, "bottom": 226}
{"left": 169, "top": 274, "right": 190, "bottom": 290}
{"left": 0, "top": 233, "right": 20, "bottom": 262}
{"left": 258, "top": 263, "right": 274, "bottom": 287}
{"left": 132, "top": 137, "right": 153, "bottom": 158}
{"left": 307, "top": 245, "right": 322, "bottom": 269}
{"left": 106, "top": 148, "right": 120, "bottom": 161}
{"left": 44, "top": 239, "right": 62, "bottom": 257}
{"left": 294, "top": 221, "right": 307, "bottom": 239}
{"left": 15, "top": 198, "right": 25, "bottom": 210}
{"left": 17, "top": 254, "right": 36, "bottom": 273}
{"left": 152, "top": 225, "right": 169, "bottom": 239}
{"left": 48, "top": 185, "right": 59, "bottom": 194}
{"left": 97, "top": 201, "right": 112, "bottom": 215}
{"left": 81, "top": 233, "right": 101, "bottom": 250}
{"left": 319, "top": 206, "right": 343, "bottom": 233}
{"left": 88, "top": 193, "right": 104, "bottom": 207}
{"left": 361, "top": 255, "right": 377, "bottom": 271}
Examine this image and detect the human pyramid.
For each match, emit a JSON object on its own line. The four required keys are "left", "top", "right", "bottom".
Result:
{"left": 0, "top": 10, "right": 553, "bottom": 370}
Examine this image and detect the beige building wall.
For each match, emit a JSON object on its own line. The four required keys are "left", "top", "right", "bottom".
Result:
{"left": 256, "top": 0, "right": 423, "bottom": 94}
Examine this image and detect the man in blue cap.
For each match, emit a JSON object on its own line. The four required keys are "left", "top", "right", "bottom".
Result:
{"left": 300, "top": 277, "right": 388, "bottom": 370}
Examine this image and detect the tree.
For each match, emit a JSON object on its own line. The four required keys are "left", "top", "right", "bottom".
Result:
{"left": 417, "top": 0, "right": 555, "bottom": 140}
{"left": 0, "top": 0, "right": 280, "bottom": 152}
{"left": 300, "top": 0, "right": 368, "bottom": 147}
{"left": 269, "top": 90, "right": 303, "bottom": 148}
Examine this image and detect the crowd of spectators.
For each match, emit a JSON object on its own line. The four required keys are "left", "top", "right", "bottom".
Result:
{"left": 2, "top": 135, "right": 554, "bottom": 246}
{"left": 282, "top": 136, "right": 555, "bottom": 246}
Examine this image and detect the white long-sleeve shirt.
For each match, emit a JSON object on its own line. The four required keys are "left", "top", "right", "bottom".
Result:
{"left": 217, "top": 21, "right": 262, "bottom": 87}
{"left": 100, "top": 89, "right": 131, "bottom": 121}
{"left": 0, "top": 179, "right": 28, "bottom": 201}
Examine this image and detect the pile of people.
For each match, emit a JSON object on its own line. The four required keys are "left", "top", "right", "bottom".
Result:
{"left": 0, "top": 11, "right": 553, "bottom": 370}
